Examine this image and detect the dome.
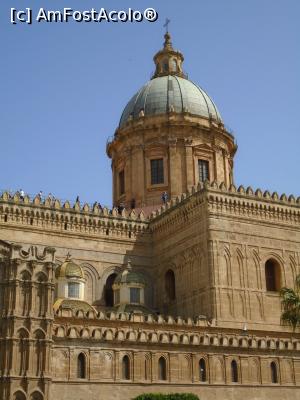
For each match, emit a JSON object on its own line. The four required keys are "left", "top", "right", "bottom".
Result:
{"left": 119, "top": 76, "right": 222, "bottom": 129}
{"left": 114, "top": 268, "right": 146, "bottom": 286}
{"left": 55, "top": 259, "right": 84, "bottom": 279}
{"left": 53, "top": 299, "right": 95, "bottom": 313}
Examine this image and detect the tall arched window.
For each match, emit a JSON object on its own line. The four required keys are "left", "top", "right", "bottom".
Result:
{"left": 122, "top": 355, "right": 130, "bottom": 380}
{"left": 265, "top": 259, "right": 281, "bottom": 291}
{"left": 158, "top": 357, "right": 167, "bottom": 381}
{"left": 77, "top": 353, "right": 86, "bottom": 379}
{"left": 199, "top": 358, "right": 207, "bottom": 382}
{"left": 231, "top": 360, "right": 238, "bottom": 383}
{"left": 165, "top": 269, "right": 176, "bottom": 300}
{"left": 104, "top": 273, "right": 117, "bottom": 307}
{"left": 271, "top": 361, "right": 278, "bottom": 383}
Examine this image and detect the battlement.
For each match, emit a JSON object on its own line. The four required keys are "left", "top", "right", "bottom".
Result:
{"left": 1, "top": 183, "right": 299, "bottom": 238}
{"left": 0, "top": 191, "right": 149, "bottom": 238}
{"left": 148, "top": 181, "right": 300, "bottom": 233}
{"left": 150, "top": 181, "right": 300, "bottom": 218}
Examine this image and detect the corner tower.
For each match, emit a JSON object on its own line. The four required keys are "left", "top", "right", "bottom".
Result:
{"left": 107, "top": 33, "right": 237, "bottom": 209}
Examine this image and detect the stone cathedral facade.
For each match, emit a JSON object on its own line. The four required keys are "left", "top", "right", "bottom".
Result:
{"left": 0, "top": 33, "right": 300, "bottom": 400}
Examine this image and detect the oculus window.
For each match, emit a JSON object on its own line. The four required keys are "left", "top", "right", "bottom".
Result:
{"left": 151, "top": 159, "right": 164, "bottom": 185}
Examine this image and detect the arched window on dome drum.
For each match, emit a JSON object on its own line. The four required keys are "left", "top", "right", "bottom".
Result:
{"left": 270, "top": 362, "right": 278, "bottom": 383}
{"left": 198, "top": 159, "right": 209, "bottom": 182}
{"left": 105, "top": 273, "right": 117, "bottom": 307}
{"left": 122, "top": 355, "right": 130, "bottom": 380}
{"left": 165, "top": 269, "right": 176, "bottom": 300}
{"left": 77, "top": 353, "right": 86, "bottom": 379}
{"left": 150, "top": 159, "right": 164, "bottom": 185}
{"left": 158, "top": 357, "right": 167, "bottom": 380}
{"left": 265, "top": 259, "right": 281, "bottom": 291}
{"left": 199, "top": 358, "right": 207, "bottom": 382}
{"left": 231, "top": 360, "right": 238, "bottom": 383}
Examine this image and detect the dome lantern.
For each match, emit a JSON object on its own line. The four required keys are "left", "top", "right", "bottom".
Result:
{"left": 112, "top": 260, "right": 146, "bottom": 311}
{"left": 152, "top": 32, "right": 186, "bottom": 79}
{"left": 55, "top": 254, "right": 85, "bottom": 301}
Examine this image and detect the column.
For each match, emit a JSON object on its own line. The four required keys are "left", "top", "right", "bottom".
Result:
{"left": 168, "top": 138, "right": 178, "bottom": 198}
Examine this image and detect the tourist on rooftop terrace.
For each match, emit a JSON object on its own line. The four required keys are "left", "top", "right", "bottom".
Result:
{"left": 161, "top": 191, "right": 168, "bottom": 204}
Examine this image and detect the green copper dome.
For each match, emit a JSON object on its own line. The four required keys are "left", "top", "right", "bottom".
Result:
{"left": 55, "top": 258, "right": 84, "bottom": 279}
{"left": 114, "top": 269, "right": 146, "bottom": 286}
{"left": 119, "top": 75, "right": 222, "bottom": 128}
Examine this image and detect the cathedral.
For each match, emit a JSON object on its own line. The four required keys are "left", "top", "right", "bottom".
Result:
{"left": 0, "top": 32, "right": 299, "bottom": 400}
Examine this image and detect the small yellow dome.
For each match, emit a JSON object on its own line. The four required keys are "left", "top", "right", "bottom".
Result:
{"left": 55, "top": 258, "right": 84, "bottom": 279}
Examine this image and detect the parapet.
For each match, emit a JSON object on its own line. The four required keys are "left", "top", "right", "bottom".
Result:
{"left": 148, "top": 181, "right": 300, "bottom": 228}
{"left": 0, "top": 191, "right": 149, "bottom": 238}
{"left": 53, "top": 308, "right": 300, "bottom": 352}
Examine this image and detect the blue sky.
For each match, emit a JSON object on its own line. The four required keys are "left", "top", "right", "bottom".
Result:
{"left": 0, "top": 0, "right": 299, "bottom": 207}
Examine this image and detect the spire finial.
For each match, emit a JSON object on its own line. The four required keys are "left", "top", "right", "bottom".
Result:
{"left": 66, "top": 252, "right": 72, "bottom": 261}
{"left": 163, "top": 18, "right": 171, "bottom": 33}
{"left": 126, "top": 259, "right": 132, "bottom": 271}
